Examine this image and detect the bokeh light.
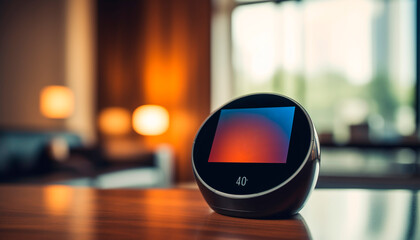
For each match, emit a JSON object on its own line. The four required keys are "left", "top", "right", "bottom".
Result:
{"left": 98, "top": 107, "right": 131, "bottom": 135}
{"left": 132, "top": 105, "right": 169, "bottom": 136}
{"left": 40, "top": 86, "right": 74, "bottom": 119}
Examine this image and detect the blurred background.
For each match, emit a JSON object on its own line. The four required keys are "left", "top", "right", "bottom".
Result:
{"left": 0, "top": 0, "right": 418, "bottom": 189}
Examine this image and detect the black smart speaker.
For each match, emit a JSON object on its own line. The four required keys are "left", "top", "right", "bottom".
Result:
{"left": 192, "top": 93, "right": 320, "bottom": 218}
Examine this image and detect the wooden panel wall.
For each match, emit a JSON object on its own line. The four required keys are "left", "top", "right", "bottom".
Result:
{"left": 97, "top": 0, "right": 211, "bottom": 182}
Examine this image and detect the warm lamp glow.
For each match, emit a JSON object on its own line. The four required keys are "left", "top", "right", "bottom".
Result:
{"left": 40, "top": 86, "right": 74, "bottom": 119}
{"left": 98, "top": 107, "right": 131, "bottom": 135}
{"left": 133, "top": 105, "right": 169, "bottom": 136}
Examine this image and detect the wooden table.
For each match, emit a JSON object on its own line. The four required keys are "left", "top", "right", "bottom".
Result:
{"left": 0, "top": 185, "right": 418, "bottom": 240}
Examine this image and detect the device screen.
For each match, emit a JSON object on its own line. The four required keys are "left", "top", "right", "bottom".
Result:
{"left": 208, "top": 107, "right": 295, "bottom": 164}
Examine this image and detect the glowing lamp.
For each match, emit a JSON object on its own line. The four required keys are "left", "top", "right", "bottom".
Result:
{"left": 98, "top": 107, "right": 131, "bottom": 135}
{"left": 40, "top": 86, "right": 74, "bottom": 119}
{"left": 132, "top": 105, "right": 169, "bottom": 136}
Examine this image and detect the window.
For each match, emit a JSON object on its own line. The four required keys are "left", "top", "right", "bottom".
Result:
{"left": 211, "top": 0, "right": 419, "bottom": 181}
{"left": 229, "top": 0, "right": 417, "bottom": 144}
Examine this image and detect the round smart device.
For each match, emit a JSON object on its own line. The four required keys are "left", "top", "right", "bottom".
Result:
{"left": 192, "top": 93, "right": 320, "bottom": 218}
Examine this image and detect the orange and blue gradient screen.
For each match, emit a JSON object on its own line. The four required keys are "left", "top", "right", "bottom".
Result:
{"left": 208, "top": 107, "right": 295, "bottom": 163}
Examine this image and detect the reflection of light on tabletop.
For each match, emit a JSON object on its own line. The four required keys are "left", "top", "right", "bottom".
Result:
{"left": 99, "top": 107, "right": 131, "bottom": 135}
{"left": 132, "top": 105, "right": 169, "bottom": 136}
{"left": 43, "top": 185, "right": 73, "bottom": 215}
{"left": 70, "top": 187, "right": 94, "bottom": 240}
{"left": 40, "top": 86, "right": 74, "bottom": 119}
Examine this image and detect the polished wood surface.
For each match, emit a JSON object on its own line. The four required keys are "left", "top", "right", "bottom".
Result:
{"left": 0, "top": 185, "right": 418, "bottom": 240}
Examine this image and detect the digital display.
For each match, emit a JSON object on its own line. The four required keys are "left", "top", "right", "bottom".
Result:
{"left": 208, "top": 107, "right": 295, "bottom": 163}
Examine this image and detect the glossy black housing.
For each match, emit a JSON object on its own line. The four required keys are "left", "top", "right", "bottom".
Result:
{"left": 192, "top": 93, "right": 320, "bottom": 218}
